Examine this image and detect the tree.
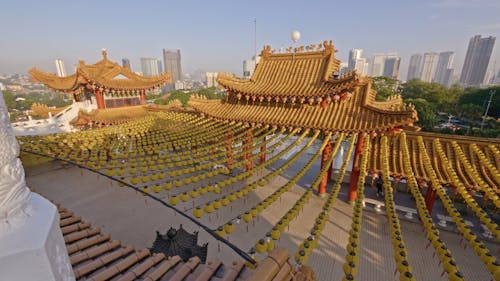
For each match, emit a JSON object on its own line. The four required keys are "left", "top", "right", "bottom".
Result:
{"left": 2, "top": 90, "right": 16, "bottom": 110}
{"left": 371, "top": 76, "right": 398, "bottom": 101}
{"left": 406, "top": 98, "right": 438, "bottom": 130}
{"left": 459, "top": 86, "right": 499, "bottom": 118}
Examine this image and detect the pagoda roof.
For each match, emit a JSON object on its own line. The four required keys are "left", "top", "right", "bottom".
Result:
{"left": 217, "top": 41, "right": 357, "bottom": 98}
{"left": 29, "top": 50, "right": 170, "bottom": 92}
{"left": 190, "top": 78, "right": 418, "bottom": 133}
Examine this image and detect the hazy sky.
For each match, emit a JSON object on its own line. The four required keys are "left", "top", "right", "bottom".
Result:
{"left": 1, "top": 0, "right": 499, "bottom": 80}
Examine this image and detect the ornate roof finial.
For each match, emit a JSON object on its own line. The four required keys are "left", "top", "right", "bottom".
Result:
{"left": 102, "top": 49, "right": 108, "bottom": 60}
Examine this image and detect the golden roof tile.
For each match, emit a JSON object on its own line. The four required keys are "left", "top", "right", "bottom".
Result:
{"left": 217, "top": 41, "right": 358, "bottom": 98}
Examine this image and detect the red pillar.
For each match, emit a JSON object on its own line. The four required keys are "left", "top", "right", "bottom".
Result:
{"left": 348, "top": 133, "right": 365, "bottom": 203}
{"left": 260, "top": 143, "right": 266, "bottom": 164}
{"left": 140, "top": 90, "right": 146, "bottom": 104}
{"left": 424, "top": 182, "right": 437, "bottom": 213}
{"left": 318, "top": 139, "right": 332, "bottom": 196}
{"left": 246, "top": 131, "right": 253, "bottom": 171}
{"left": 95, "top": 90, "right": 105, "bottom": 109}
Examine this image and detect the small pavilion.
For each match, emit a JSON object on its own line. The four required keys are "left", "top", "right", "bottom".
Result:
{"left": 29, "top": 50, "right": 170, "bottom": 109}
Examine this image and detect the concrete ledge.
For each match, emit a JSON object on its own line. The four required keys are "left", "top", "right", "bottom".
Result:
{"left": 0, "top": 193, "right": 74, "bottom": 281}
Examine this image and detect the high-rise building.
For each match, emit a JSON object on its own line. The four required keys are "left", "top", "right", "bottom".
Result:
{"left": 163, "top": 49, "right": 182, "bottom": 82}
{"left": 383, "top": 54, "right": 401, "bottom": 79}
{"left": 354, "top": 58, "right": 370, "bottom": 76}
{"left": 434, "top": 51, "right": 455, "bottom": 86}
{"left": 122, "top": 58, "right": 131, "bottom": 69}
{"left": 460, "top": 35, "right": 496, "bottom": 87}
{"left": 369, "top": 54, "right": 385, "bottom": 77}
{"left": 205, "top": 72, "right": 218, "bottom": 88}
{"left": 407, "top": 54, "right": 423, "bottom": 81}
{"left": 348, "top": 49, "right": 363, "bottom": 71}
{"left": 140, "top": 58, "right": 161, "bottom": 77}
{"left": 421, "top": 52, "right": 439, "bottom": 82}
{"left": 243, "top": 58, "right": 256, "bottom": 79}
{"left": 54, "top": 59, "right": 66, "bottom": 77}
{"left": 339, "top": 62, "right": 349, "bottom": 74}
{"left": 157, "top": 60, "right": 163, "bottom": 74}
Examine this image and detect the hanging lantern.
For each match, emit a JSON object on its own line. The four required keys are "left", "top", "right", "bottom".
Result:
{"left": 282, "top": 97, "right": 288, "bottom": 104}
{"left": 251, "top": 95, "right": 257, "bottom": 102}
{"left": 291, "top": 96, "right": 296, "bottom": 104}
{"left": 333, "top": 95, "right": 340, "bottom": 102}
{"left": 346, "top": 92, "right": 353, "bottom": 99}
{"left": 275, "top": 96, "right": 280, "bottom": 103}
{"left": 326, "top": 96, "right": 332, "bottom": 103}
{"left": 299, "top": 97, "right": 306, "bottom": 104}
{"left": 308, "top": 97, "right": 314, "bottom": 105}
{"left": 317, "top": 97, "right": 323, "bottom": 104}
{"left": 266, "top": 96, "right": 272, "bottom": 102}
{"left": 258, "top": 96, "right": 264, "bottom": 102}
{"left": 245, "top": 95, "right": 250, "bottom": 101}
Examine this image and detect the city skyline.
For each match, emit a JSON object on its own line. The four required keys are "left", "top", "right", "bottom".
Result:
{"left": 1, "top": 0, "right": 499, "bottom": 81}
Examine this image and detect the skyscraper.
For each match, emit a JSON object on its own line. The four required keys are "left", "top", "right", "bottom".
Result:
{"left": 460, "top": 35, "right": 496, "bottom": 87}
{"left": 421, "top": 52, "right": 439, "bottom": 82}
{"left": 163, "top": 49, "right": 182, "bottom": 82}
{"left": 54, "top": 59, "right": 66, "bottom": 77}
{"left": 205, "top": 72, "right": 218, "bottom": 88}
{"left": 348, "top": 49, "right": 363, "bottom": 71}
{"left": 369, "top": 54, "right": 385, "bottom": 77}
{"left": 243, "top": 58, "right": 256, "bottom": 79}
{"left": 407, "top": 54, "right": 423, "bottom": 81}
{"left": 382, "top": 54, "right": 401, "bottom": 79}
{"left": 433, "top": 51, "right": 455, "bottom": 86}
{"left": 122, "top": 58, "right": 131, "bottom": 69}
{"left": 140, "top": 58, "right": 161, "bottom": 77}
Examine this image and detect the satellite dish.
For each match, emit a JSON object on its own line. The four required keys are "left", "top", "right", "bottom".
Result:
{"left": 291, "top": 30, "right": 301, "bottom": 43}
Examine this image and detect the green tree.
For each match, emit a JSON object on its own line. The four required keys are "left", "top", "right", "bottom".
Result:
{"left": 371, "top": 76, "right": 398, "bottom": 101}
{"left": 2, "top": 90, "right": 16, "bottom": 110}
{"left": 459, "top": 86, "right": 499, "bottom": 118}
{"left": 406, "top": 98, "right": 438, "bottom": 130}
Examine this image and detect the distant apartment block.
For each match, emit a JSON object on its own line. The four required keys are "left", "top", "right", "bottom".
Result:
{"left": 460, "top": 35, "right": 496, "bottom": 87}
{"left": 407, "top": 54, "right": 423, "bottom": 81}
{"left": 382, "top": 54, "right": 401, "bottom": 79}
{"left": 421, "top": 52, "right": 439, "bottom": 82}
{"left": 205, "top": 72, "right": 218, "bottom": 88}
{"left": 122, "top": 58, "right": 131, "bottom": 69}
{"left": 140, "top": 58, "right": 161, "bottom": 77}
{"left": 54, "top": 59, "right": 66, "bottom": 77}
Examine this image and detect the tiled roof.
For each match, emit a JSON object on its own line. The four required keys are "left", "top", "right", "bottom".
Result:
{"left": 58, "top": 206, "right": 316, "bottom": 281}
{"left": 29, "top": 50, "right": 170, "bottom": 92}
{"left": 217, "top": 41, "right": 348, "bottom": 98}
{"left": 189, "top": 81, "right": 417, "bottom": 133}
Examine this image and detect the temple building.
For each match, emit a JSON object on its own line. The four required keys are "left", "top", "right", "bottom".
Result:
{"left": 29, "top": 50, "right": 171, "bottom": 109}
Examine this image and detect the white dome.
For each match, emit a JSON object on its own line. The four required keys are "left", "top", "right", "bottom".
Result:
{"left": 291, "top": 30, "right": 301, "bottom": 43}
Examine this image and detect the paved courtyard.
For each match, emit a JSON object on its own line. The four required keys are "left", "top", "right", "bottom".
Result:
{"left": 26, "top": 157, "right": 499, "bottom": 281}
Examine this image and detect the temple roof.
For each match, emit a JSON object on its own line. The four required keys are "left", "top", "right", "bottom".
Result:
{"left": 190, "top": 80, "right": 418, "bottom": 133}
{"left": 29, "top": 50, "right": 171, "bottom": 92}
{"left": 217, "top": 41, "right": 358, "bottom": 98}
{"left": 57, "top": 205, "right": 314, "bottom": 280}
